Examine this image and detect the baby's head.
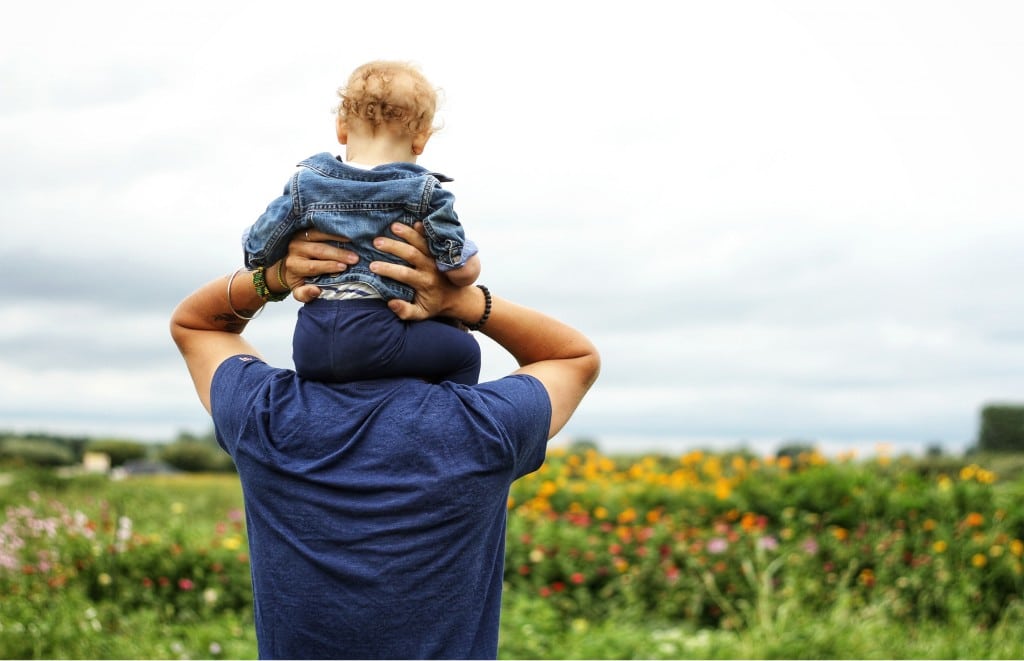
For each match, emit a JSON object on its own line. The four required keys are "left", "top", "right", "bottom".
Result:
{"left": 336, "top": 61, "right": 439, "bottom": 149}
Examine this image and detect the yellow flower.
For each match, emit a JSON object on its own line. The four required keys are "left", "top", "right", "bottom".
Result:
{"left": 98, "top": 573, "right": 112, "bottom": 586}
{"left": 1010, "top": 540, "right": 1024, "bottom": 557}
{"left": 594, "top": 506, "right": 608, "bottom": 520}
{"left": 222, "top": 536, "right": 242, "bottom": 551}
{"left": 922, "top": 519, "right": 937, "bottom": 532}
{"left": 976, "top": 468, "right": 997, "bottom": 484}
{"left": 972, "top": 553, "right": 987, "bottom": 568}
{"left": 171, "top": 502, "right": 186, "bottom": 515}
{"left": 933, "top": 540, "right": 948, "bottom": 553}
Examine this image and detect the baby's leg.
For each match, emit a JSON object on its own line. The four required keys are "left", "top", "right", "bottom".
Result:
{"left": 395, "top": 319, "right": 481, "bottom": 385}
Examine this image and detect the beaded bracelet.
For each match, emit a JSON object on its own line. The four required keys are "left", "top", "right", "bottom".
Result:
{"left": 227, "top": 268, "right": 265, "bottom": 320}
{"left": 252, "top": 266, "right": 289, "bottom": 302}
{"left": 466, "top": 284, "right": 492, "bottom": 331}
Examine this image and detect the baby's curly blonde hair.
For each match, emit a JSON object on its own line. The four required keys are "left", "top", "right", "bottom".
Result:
{"left": 336, "top": 60, "right": 439, "bottom": 137}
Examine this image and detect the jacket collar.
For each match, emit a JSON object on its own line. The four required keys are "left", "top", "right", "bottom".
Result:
{"left": 298, "top": 152, "right": 454, "bottom": 183}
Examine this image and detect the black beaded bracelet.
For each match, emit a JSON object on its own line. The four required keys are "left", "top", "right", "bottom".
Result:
{"left": 466, "top": 284, "right": 491, "bottom": 331}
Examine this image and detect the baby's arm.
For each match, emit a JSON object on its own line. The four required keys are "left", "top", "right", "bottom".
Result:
{"left": 243, "top": 177, "right": 298, "bottom": 269}
{"left": 423, "top": 181, "right": 481, "bottom": 281}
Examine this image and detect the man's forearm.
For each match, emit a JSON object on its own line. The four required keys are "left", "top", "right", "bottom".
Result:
{"left": 479, "top": 295, "right": 596, "bottom": 368}
{"left": 170, "top": 266, "right": 292, "bottom": 339}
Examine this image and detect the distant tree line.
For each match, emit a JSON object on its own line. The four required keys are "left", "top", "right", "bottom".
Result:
{"left": 0, "top": 429, "right": 235, "bottom": 473}
{"left": 3, "top": 402, "right": 1024, "bottom": 471}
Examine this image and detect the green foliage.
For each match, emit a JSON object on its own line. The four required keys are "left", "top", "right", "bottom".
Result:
{"left": 979, "top": 403, "right": 1024, "bottom": 452}
{"left": 160, "top": 440, "right": 235, "bottom": 473}
{"left": 3, "top": 452, "right": 1024, "bottom": 658}
{"left": 505, "top": 448, "right": 1024, "bottom": 650}
{"left": 0, "top": 438, "right": 76, "bottom": 467}
{"left": 86, "top": 439, "right": 150, "bottom": 467}
{"left": 0, "top": 474, "right": 252, "bottom": 659}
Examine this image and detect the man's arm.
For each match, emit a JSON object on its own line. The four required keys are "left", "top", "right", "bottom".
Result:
{"left": 370, "top": 223, "right": 600, "bottom": 439}
{"left": 170, "top": 231, "right": 359, "bottom": 413}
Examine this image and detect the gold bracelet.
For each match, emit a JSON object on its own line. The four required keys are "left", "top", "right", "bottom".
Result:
{"left": 276, "top": 260, "right": 291, "bottom": 293}
{"left": 227, "top": 268, "right": 265, "bottom": 320}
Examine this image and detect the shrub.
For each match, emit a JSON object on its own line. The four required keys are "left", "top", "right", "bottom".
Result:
{"left": 160, "top": 441, "right": 235, "bottom": 473}
{"left": 979, "top": 404, "right": 1024, "bottom": 452}
{"left": 0, "top": 438, "right": 75, "bottom": 467}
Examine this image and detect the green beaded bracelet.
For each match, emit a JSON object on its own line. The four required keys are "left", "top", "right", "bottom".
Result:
{"left": 252, "top": 266, "right": 289, "bottom": 302}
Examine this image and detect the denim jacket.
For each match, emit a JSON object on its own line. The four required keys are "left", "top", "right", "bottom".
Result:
{"left": 242, "top": 153, "right": 476, "bottom": 301}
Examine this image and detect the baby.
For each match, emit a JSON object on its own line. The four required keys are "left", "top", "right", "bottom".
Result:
{"left": 242, "top": 60, "right": 482, "bottom": 384}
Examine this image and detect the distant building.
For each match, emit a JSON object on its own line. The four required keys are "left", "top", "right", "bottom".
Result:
{"left": 82, "top": 452, "right": 111, "bottom": 474}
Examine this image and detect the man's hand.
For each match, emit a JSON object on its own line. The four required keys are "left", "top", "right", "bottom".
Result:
{"left": 281, "top": 230, "right": 359, "bottom": 302}
{"left": 369, "top": 222, "right": 462, "bottom": 321}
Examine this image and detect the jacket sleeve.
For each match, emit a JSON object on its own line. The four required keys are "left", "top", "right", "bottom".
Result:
{"left": 241, "top": 175, "right": 299, "bottom": 269}
{"left": 421, "top": 181, "right": 477, "bottom": 272}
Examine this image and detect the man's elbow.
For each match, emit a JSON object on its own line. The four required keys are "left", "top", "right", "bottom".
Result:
{"left": 580, "top": 345, "right": 601, "bottom": 389}
{"left": 169, "top": 302, "right": 194, "bottom": 353}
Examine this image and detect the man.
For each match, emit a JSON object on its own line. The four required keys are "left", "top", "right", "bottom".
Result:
{"left": 170, "top": 223, "right": 599, "bottom": 658}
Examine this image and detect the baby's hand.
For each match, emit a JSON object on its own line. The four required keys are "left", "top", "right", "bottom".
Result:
{"left": 445, "top": 253, "right": 481, "bottom": 287}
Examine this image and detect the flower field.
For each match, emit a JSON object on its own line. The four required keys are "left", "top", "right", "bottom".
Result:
{"left": 2, "top": 448, "right": 1024, "bottom": 659}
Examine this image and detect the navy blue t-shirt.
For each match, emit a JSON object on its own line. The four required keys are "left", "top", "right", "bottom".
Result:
{"left": 211, "top": 355, "right": 551, "bottom": 659}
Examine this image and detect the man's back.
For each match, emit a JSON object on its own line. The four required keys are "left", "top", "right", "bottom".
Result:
{"left": 211, "top": 355, "right": 550, "bottom": 659}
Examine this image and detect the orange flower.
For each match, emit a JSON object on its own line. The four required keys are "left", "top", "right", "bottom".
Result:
{"left": 964, "top": 512, "right": 984, "bottom": 528}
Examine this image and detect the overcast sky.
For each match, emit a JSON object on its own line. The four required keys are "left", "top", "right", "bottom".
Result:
{"left": 2, "top": 1, "right": 1022, "bottom": 456}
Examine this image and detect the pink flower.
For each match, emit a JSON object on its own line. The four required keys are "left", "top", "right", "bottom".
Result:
{"left": 707, "top": 537, "right": 728, "bottom": 554}
{"left": 178, "top": 578, "right": 195, "bottom": 591}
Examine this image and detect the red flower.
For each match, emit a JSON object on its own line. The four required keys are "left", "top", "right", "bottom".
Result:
{"left": 570, "top": 572, "right": 585, "bottom": 584}
{"left": 552, "top": 581, "right": 566, "bottom": 592}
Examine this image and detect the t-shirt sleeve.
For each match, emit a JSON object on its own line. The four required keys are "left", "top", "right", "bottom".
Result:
{"left": 210, "top": 355, "right": 276, "bottom": 456}
{"left": 472, "top": 374, "right": 552, "bottom": 479}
